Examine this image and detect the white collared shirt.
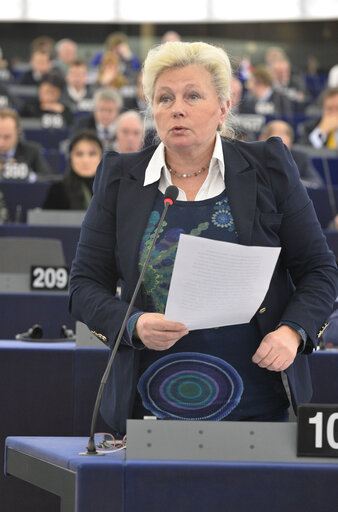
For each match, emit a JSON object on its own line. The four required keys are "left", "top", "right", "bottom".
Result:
{"left": 143, "top": 133, "right": 226, "bottom": 201}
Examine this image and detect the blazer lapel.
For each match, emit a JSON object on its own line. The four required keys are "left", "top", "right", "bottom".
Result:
{"left": 222, "top": 140, "right": 257, "bottom": 245}
{"left": 117, "top": 150, "right": 159, "bottom": 290}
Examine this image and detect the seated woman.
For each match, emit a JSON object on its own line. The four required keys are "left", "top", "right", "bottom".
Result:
{"left": 42, "top": 131, "right": 102, "bottom": 210}
{"left": 20, "top": 71, "right": 73, "bottom": 127}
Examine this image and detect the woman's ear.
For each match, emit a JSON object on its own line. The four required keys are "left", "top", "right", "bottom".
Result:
{"left": 218, "top": 100, "right": 229, "bottom": 126}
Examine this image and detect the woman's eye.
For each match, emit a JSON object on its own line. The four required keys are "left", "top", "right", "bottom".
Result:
{"left": 160, "top": 96, "right": 172, "bottom": 103}
{"left": 189, "top": 93, "right": 200, "bottom": 100}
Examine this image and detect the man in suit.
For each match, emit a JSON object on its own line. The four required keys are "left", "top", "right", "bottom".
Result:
{"left": 71, "top": 87, "right": 122, "bottom": 150}
{"left": 60, "top": 60, "right": 93, "bottom": 112}
{"left": 239, "top": 65, "right": 294, "bottom": 116}
{"left": 19, "top": 49, "right": 53, "bottom": 86}
{"left": 259, "top": 120, "right": 323, "bottom": 188}
{"left": 0, "top": 108, "right": 51, "bottom": 176}
{"left": 298, "top": 87, "right": 338, "bottom": 149}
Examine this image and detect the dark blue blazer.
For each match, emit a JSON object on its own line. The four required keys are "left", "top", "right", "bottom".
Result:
{"left": 70, "top": 137, "right": 338, "bottom": 434}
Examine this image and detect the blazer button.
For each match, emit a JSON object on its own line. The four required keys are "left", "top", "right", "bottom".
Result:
{"left": 258, "top": 307, "right": 266, "bottom": 314}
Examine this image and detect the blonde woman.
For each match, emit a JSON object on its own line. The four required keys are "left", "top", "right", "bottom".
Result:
{"left": 70, "top": 42, "right": 338, "bottom": 436}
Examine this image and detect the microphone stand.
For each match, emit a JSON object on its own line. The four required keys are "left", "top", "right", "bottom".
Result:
{"left": 82, "top": 190, "right": 177, "bottom": 455}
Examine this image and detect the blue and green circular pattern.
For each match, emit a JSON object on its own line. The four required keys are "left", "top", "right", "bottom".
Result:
{"left": 138, "top": 352, "right": 243, "bottom": 420}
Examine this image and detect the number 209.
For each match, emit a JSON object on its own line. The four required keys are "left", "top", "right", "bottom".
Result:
{"left": 32, "top": 267, "right": 69, "bottom": 290}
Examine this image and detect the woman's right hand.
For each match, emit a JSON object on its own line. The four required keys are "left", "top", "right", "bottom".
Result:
{"left": 135, "top": 313, "right": 189, "bottom": 350}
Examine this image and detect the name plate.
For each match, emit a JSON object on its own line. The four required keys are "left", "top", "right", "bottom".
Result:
{"left": 297, "top": 404, "right": 338, "bottom": 458}
{"left": 41, "top": 113, "right": 64, "bottom": 128}
{"left": 30, "top": 265, "right": 69, "bottom": 291}
{"left": 1, "top": 162, "right": 29, "bottom": 180}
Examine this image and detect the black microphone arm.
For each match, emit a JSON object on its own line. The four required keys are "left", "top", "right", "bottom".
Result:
{"left": 83, "top": 185, "right": 179, "bottom": 455}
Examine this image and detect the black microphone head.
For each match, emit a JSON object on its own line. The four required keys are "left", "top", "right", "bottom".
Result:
{"left": 164, "top": 185, "right": 179, "bottom": 205}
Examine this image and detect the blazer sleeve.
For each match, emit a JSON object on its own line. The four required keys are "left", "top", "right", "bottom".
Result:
{"left": 264, "top": 137, "right": 338, "bottom": 348}
{"left": 69, "top": 151, "right": 142, "bottom": 348}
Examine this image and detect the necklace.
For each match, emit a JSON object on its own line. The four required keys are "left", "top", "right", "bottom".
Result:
{"left": 166, "top": 163, "right": 209, "bottom": 179}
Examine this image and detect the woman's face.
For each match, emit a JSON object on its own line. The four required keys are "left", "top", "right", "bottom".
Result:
{"left": 153, "top": 64, "right": 227, "bottom": 154}
{"left": 70, "top": 140, "right": 102, "bottom": 178}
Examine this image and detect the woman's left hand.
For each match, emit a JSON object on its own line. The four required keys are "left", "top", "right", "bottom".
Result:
{"left": 252, "top": 325, "right": 302, "bottom": 372}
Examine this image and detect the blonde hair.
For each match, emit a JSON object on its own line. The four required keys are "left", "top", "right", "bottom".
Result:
{"left": 142, "top": 41, "right": 235, "bottom": 137}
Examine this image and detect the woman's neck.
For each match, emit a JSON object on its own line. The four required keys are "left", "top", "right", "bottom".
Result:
{"left": 165, "top": 145, "right": 213, "bottom": 175}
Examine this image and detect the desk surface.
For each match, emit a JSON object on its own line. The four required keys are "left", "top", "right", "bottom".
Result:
{"left": 5, "top": 435, "right": 338, "bottom": 512}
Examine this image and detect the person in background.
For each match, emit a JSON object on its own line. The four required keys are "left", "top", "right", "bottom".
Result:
{"left": 114, "top": 110, "right": 144, "bottom": 153}
{"left": 20, "top": 71, "right": 73, "bottom": 127}
{"left": 269, "top": 57, "right": 307, "bottom": 108}
{"left": 61, "top": 60, "right": 93, "bottom": 112}
{"left": 20, "top": 49, "right": 52, "bottom": 86}
{"left": 91, "top": 32, "right": 140, "bottom": 85}
{"left": 0, "top": 108, "right": 52, "bottom": 176}
{"left": 71, "top": 87, "right": 122, "bottom": 150}
{"left": 259, "top": 120, "right": 323, "bottom": 188}
{"left": 30, "top": 36, "right": 55, "bottom": 57}
{"left": 43, "top": 130, "right": 102, "bottom": 210}
{"left": 69, "top": 41, "right": 338, "bottom": 436}
{"left": 161, "top": 31, "right": 181, "bottom": 44}
{"left": 328, "top": 64, "right": 338, "bottom": 88}
{"left": 298, "top": 87, "right": 338, "bottom": 149}
{"left": 239, "top": 65, "right": 293, "bottom": 116}
{"left": 54, "top": 39, "right": 78, "bottom": 76}
{"left": 94, "top": 53, "right": 128, "bottom": 90}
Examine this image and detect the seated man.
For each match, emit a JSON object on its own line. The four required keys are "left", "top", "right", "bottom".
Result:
{"left": 239, "top": 65, "right": 293, "bottom": 116}
{"left": 19, "top": 48, "right": 53, "bottom": 86}
{"left": 71, "top": 86, "right": 122, "bottom": 150}
{"left": 114, "top": 110, "right": 143, "bottom": 153}
{"left": 0, "top": 108, "right": 52, "bottom": 177}
{"left": 260, "top": 119, "right": 323, "bottom": 188}
{"left": 20, "top": 71, "right": 73, "bottom": 127}
{"left": 298, "top": 87, "right": 338, "bottom": 149}
{"left": 61, "top": 60, "right": 93, "bottom": 112}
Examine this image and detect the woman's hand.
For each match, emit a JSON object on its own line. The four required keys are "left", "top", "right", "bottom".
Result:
{"left": 135, "top": 313, "right": 189, "bottom": 350}
{"left": 252, "top": 325, "right": 302, "bottom": 372}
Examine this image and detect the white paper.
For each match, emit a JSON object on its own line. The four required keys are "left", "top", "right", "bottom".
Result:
{"left": 164, "top": 234, "right": 281, "bottom": 330}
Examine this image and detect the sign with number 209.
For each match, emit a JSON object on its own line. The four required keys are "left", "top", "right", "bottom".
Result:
{"left": 30, "top": 266, "right": 69, "bottom": 291}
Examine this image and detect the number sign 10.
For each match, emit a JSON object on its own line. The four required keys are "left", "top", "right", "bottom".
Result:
{"left": 297, "top": 404, "right": 338, "bottom": 458}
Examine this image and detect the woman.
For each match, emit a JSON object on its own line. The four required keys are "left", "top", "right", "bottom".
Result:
{"left": 70, "top": 42, "right": 338, "bottom": 436}
{"left": 43, "top": 131, "right": 102, "bottom": 210}
{"left": 94, "top": 53, "right": 127, "bottom": 90}
{"left": 21, "top": 71, "right": 73, "bottom": 127}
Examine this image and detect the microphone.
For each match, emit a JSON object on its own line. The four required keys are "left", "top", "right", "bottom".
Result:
{"left": 81, "top": 185, "right": 179, "bottom": 455}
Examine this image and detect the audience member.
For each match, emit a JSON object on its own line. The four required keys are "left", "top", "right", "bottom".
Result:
{"left": 43, "top": 130, "right": 102, "bottom": 210}
{"left": 298, "top": 87, "right": 338, "bottom": 149}
{"left": 95, "top": 53, "right": 127, "bottom": 90}
{"left": 61, "top": 60, "right": 93, "bottom": 112}
{"left": 54, "top": 39, "right": 78, "bottom": 76}
{"left": 30, "top": 36, "right": 55, "bottom": 57}
{"left": 19, "top": 49, "right": 52, "bottom": 86}
{"left": 260, "top": 120, "right": 323, "bottom": 188}
{"left": 269, "top": 56, "right": 307, "bottom": 107}
{"left": 0, "top": 108, "right": 52, "bottom": 176}
{"left": 21, "top": 71, "right": 73, "bottom": 127}
{"left": 91, "top": 32, "right": 140, "bottom": 85}
{"left": 114, "top": 110, "right": 144, "bottom": 153}
{"left": 328, "top": 64, "right": 338, "bottom": 87}
{"left": 239, "top": 65, "right": 293, "bottom": 116}
{"left": 161, "top": 31, "right": 181, "bottom": 43}
{"left": 71, "top": 87, "right": 122, "bottom": 150}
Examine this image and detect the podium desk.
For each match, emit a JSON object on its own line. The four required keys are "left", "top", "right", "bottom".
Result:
{"left": 0, "top": 341, "right": 110, "bottom": 512}
{"left": 5, "top": 432, "right": 338, "bottom": 512}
